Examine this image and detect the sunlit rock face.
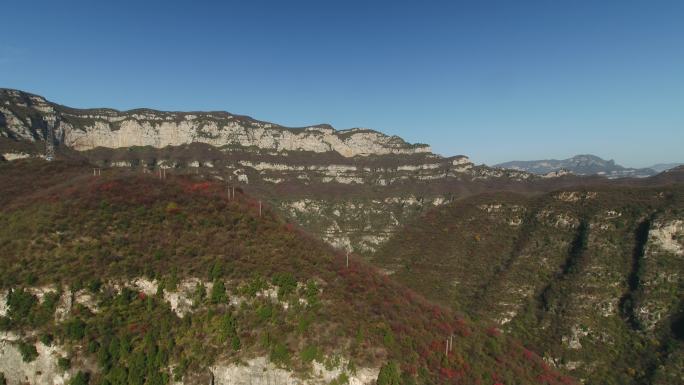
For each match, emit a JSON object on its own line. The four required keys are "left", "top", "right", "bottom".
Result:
{"left": 0, "top": 89, "right": 430, "bottom": 158}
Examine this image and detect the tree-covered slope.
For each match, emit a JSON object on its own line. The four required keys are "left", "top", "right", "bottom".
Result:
{"left": 373, "top": 186, "right": 684, "bottom": 385}
{"left": 0, "top": 160, "right": 574, "bottom": 385}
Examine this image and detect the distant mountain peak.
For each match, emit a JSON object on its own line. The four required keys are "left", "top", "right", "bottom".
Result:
{"left": 495, "top": 154, "right": 656, "bottom": 179}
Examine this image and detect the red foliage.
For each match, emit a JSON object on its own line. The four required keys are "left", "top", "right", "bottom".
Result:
{"left": 128, "top": 322, "right": 148, "bottom": 334}
{"left": 429, "top": 339, "right": 444, "bottom": 352}
{"left": 138, "top": 292, "right": 147, "bottom": 300}
{"left": 486, "top": 326, "right": 501, "bottom": 337}
{"left": 187, "top": 181, "right": 212, "bottom": 192}
{"left": 419, "top": 347, "right": 432, "bottom": 360}
{"left": 536, "top": 373, "right": 556, "bottom": 383}
{"left": 439, "top": 366, "right": 465, "bottom": 380}
{"left": 437, "top": 321, "right": 452, "bottom": 334}
{"left": 540, "top": 361, "right": 550, "bottom": 372}
{"left": 523, "top": 348, "right": 537, "bottom": 362}
{"left": 431, "top": 305, "right": 443, "bottom": 318}
{"left": 97, "top": 181, "right": 119, "bottom": 192}
{"left": 439, "top": 367, "right": 458, "bottom": 379}
{"left": 454, "top": 317, "right": 471, "bottom": 337}
{"left": 402, "top": 364, "right": 417, "bottom": 376}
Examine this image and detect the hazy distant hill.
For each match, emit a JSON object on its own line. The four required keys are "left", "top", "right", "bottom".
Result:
{"left": 495, "top": 154, "right": 657, "bottom": 178}
{"left": 648, "top": 163, "right": 684, "bottom": 173}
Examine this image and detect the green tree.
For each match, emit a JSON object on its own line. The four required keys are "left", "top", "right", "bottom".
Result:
{"left": 303, "top": 280, "right": 319, "bottom": 307}
{"left": 193, "top": 282, "right": 206, "bottom": 306}
{"left": 270, "top": 342, "right": 290, "bottom": 365}
{"left": 145, "top": 371, "right": 166, "bottom": 385}
{"left": 107, "top": 367, "right": 127, "bottom": 385}
{"left": 7, "top": 288, "right": 38, "bottom": 321}
{"left": 58, "top": 357, "right": 71, "bottom": 371}
{"left": 64, "top": 318, "right": 87, "bottom": 340}
{"left": 208, "top": 262, "right": 223, "bottom": 281}
{"left": 272, "top": 272, "right": 297, "bottom": 299}
{"left": 377, "top": 361, "right": 401, "bottom": 385}
{"left": 0, "top": 372, "right": 7, "bottom": 385}
{"left": 231, "top": 335, "right": 241, "bottom": 351}
{"left": 219, "top": 314, "right": 237, "bottom": 340}
{"left": 210, "top": 280, "right": 227, "bottom": 304}
{"left": 108, "top": 336, "right": 121, "bottom": 363}
{"left": 97, "top": 345, "right": 112, "bottom": 371}
{"left": 127, "top": 351, "right": 147, "bottom": 385}
{"left": 40, "top": 333, "right": 54, "bottom": 346}
{"left": 166, "top": 268, "right": 179, "bottom": 291}
{"left": 88, "top": 279, "right": 103, "bottom": 293}
{"left": 69, "top": 371, "right": 90, "bottom": 385}
{"left": 300, "top": 345, "right": 319, "bottom": 363}
{"left": 18, "top": 341, "right": 38, "bottom": 362}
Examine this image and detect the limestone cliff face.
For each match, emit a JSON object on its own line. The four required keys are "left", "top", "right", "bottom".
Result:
{"left": 0, "top": 89, "right": 430, "bottom": 157}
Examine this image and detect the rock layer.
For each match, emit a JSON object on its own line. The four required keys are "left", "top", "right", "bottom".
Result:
{"left": 0, "top": 89, "right": 429, "bottom": 157}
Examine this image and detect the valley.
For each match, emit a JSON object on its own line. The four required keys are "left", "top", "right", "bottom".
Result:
{"left": 1, "top": 89, "right": 683, "bottom": 385}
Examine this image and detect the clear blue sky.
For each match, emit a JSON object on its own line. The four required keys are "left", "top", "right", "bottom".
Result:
{"left": 1, "top": 0, "right": 682, "bottom": 167}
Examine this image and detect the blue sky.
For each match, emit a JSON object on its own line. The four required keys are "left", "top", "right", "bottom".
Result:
{"left": 1, "top": 0, "right": 682, "bottom": 167}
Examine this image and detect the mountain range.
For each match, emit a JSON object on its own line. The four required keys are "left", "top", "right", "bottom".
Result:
{"left": 1, "top": 88, "right": 683, "bottom": 385}
{"left": 493, "top": 154, "right": 675, "bottom": 178}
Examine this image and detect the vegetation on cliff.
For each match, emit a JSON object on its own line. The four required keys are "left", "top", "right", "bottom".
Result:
{"left": 0, "top": 160, "right": 575, "bottom": 385}
{"left": 374, "top": 187, "right": 684, "bottom": 385}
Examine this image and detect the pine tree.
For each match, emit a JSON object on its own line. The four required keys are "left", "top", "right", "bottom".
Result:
{"left": 210, "top": 280, "right": 227, "bottom": 304}
{"left": 69, "top": 371, "right": 90, "bottom": 385}
{"left": 193, "top": 282, "right": 206, "bottom": 306}
{"left": 377, "top": 361, "right": 401, "bottom": 385}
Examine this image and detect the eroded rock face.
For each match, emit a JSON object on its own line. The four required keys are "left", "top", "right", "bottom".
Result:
{"left": 281, "top": 196, "right": 448, "bottom": 253}
{"left": 0, "top": 89, "right": 430, "bottom": 158}
{"left": 0, "top": 340, "right": 70, "bottom": 385}
{"left": 648, "top": 219, "right": 684, "bottom": 257}
{"left": 636, "top": 218, "right": 684, "bottom": 331}
{"left": 211, "top": 357, "right": 378, "bottom": 385}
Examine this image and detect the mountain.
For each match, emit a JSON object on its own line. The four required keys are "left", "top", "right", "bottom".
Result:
{"left": 6, "top": 89, "right": 681, "bottom": 261}
{"left": 0, "top": 88, "right": 576, "bottom": 256}
{"left": 373, "top": 182, "right": 684, "bottom": 385}
{"left": 2, "top": 89, "right": 683, "bottom": 385}
{"left": 648, "top": 163, "right": 684, "bottom": 173}
{"left": 0, "top": 88, "right": 430, "bottom": 158}
{"left": 0, "top": 160, "right": 575, "bottom": 385}
{"left": 495, "top": 154, "right": 657, "bottom": 178}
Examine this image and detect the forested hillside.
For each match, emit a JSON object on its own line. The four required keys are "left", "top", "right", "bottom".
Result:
{"left": 0, "top": 160, "right": 574, "bottom": 385}
{"left": 374, "top": 183, "right": 684, "bottom": 385}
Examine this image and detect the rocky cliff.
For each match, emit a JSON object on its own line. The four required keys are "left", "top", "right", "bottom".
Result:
{"left": 0, "top": 89, "right": 430, "bottom": 157}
